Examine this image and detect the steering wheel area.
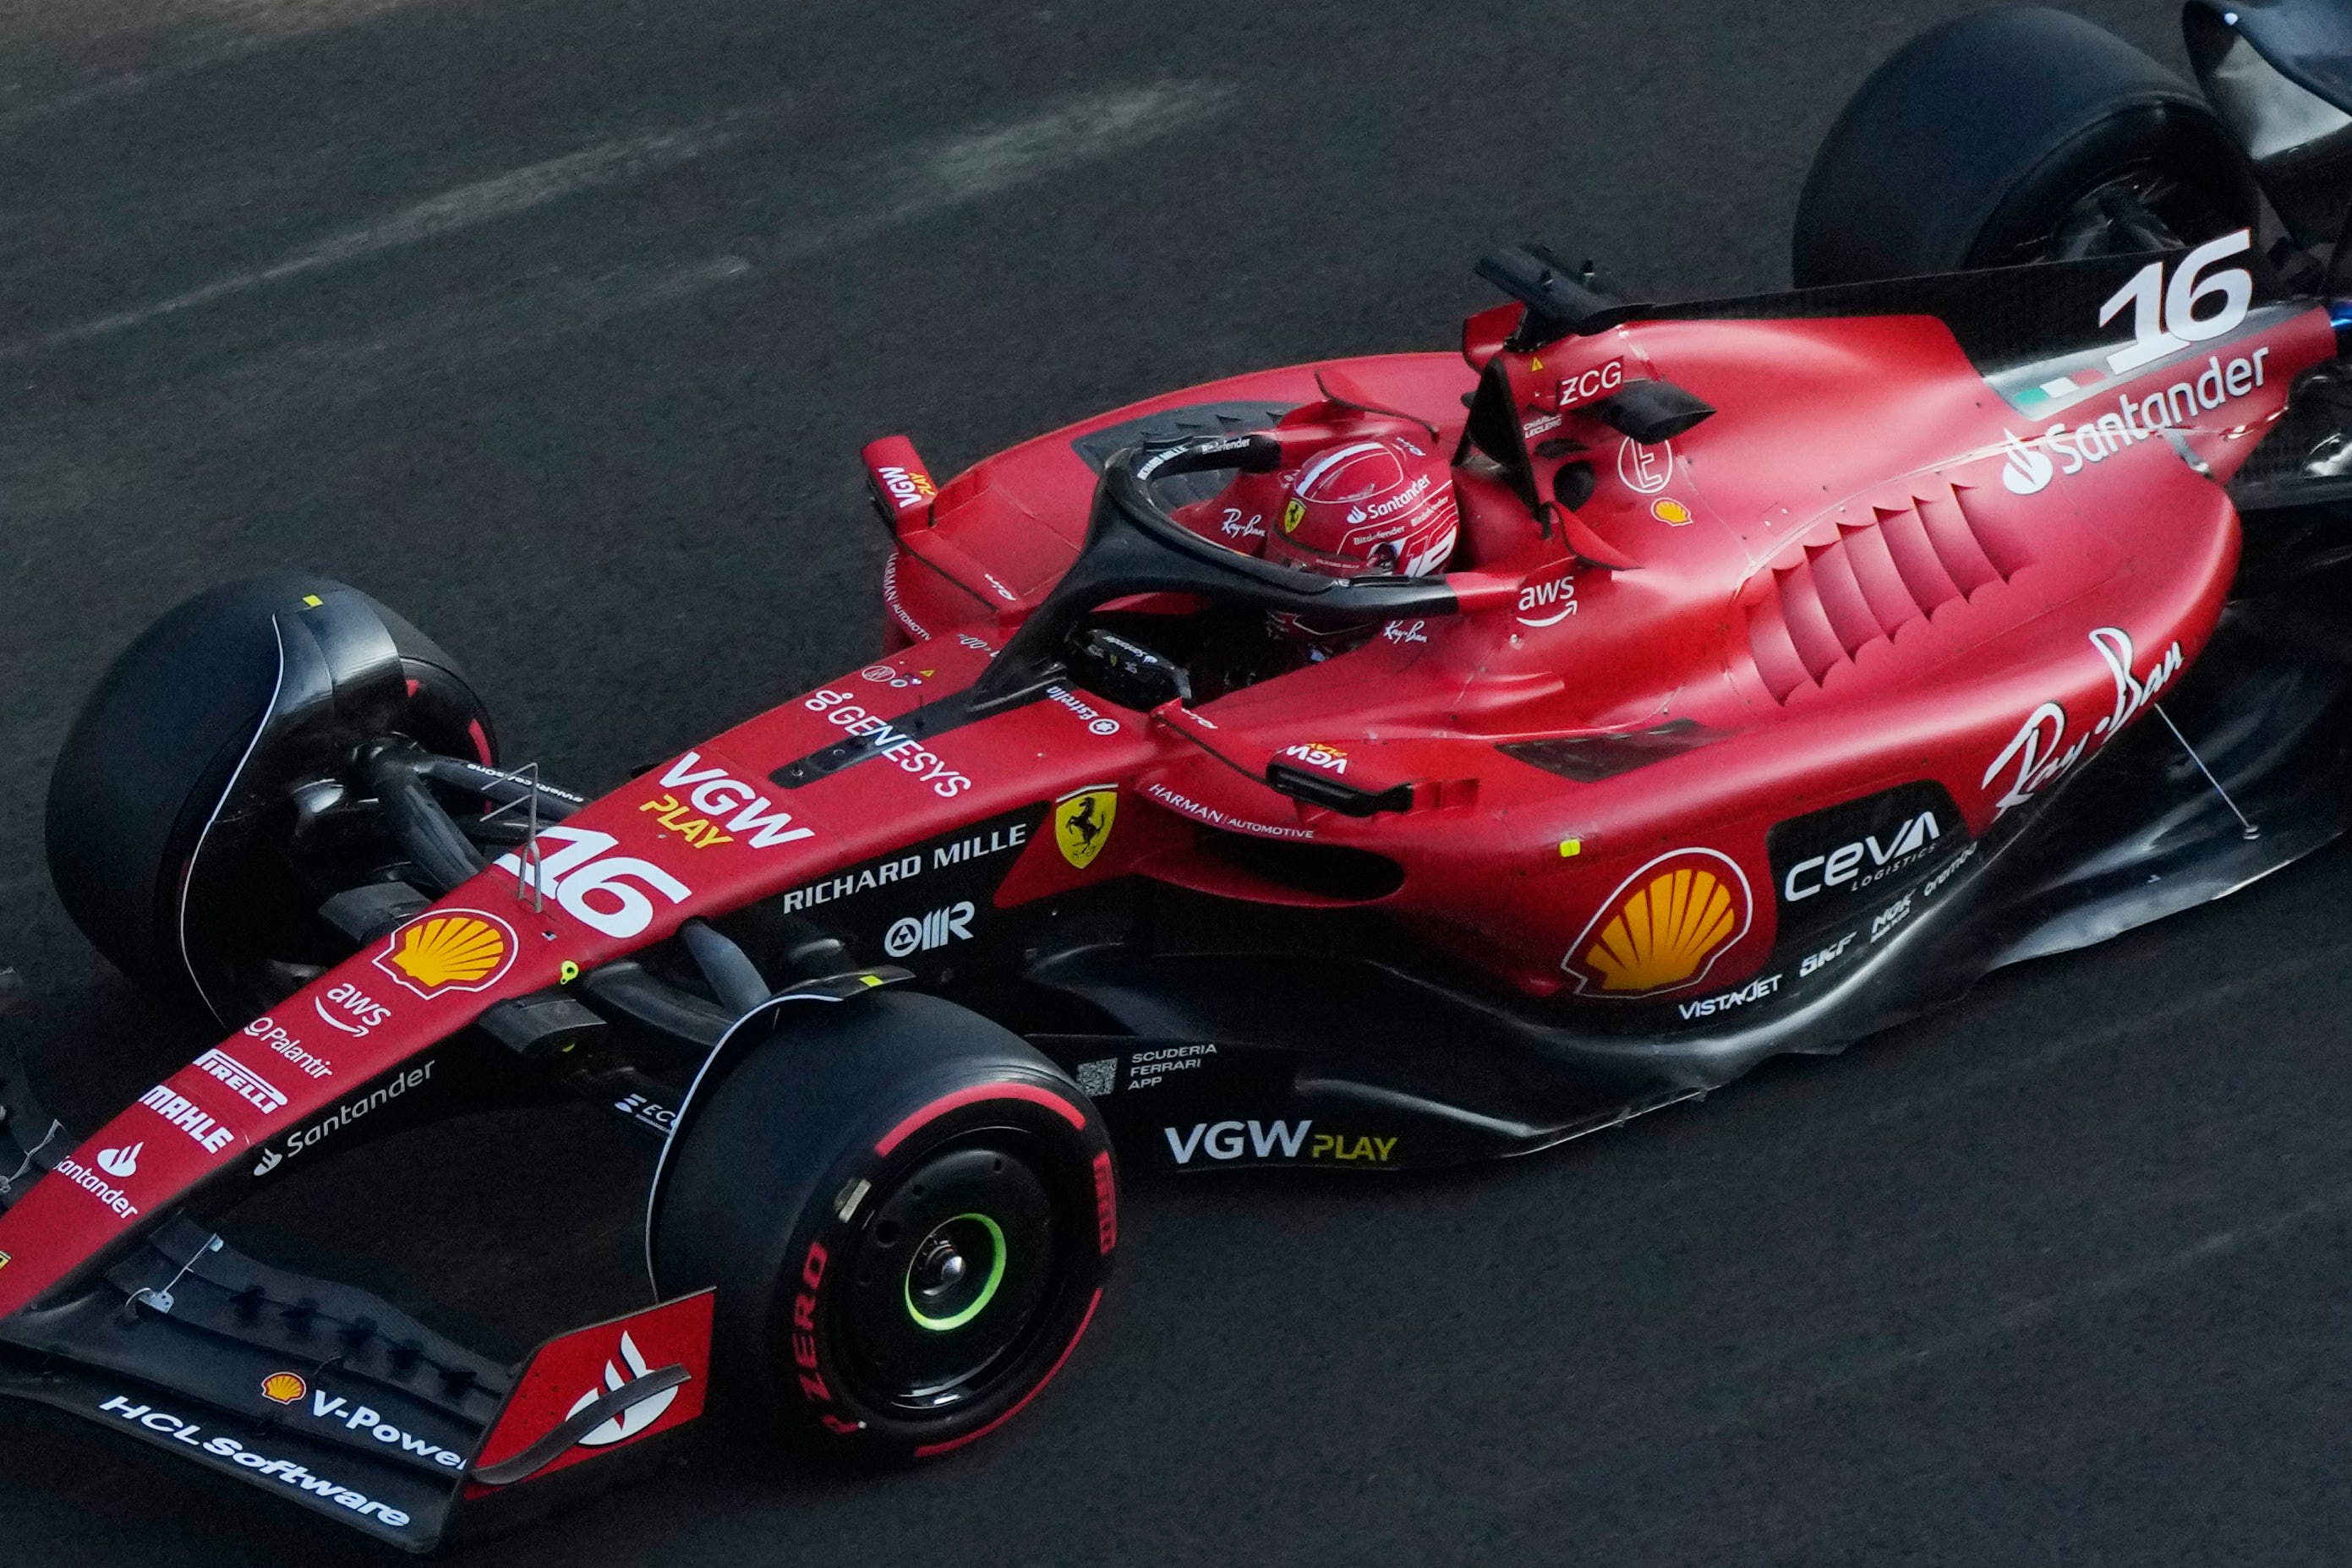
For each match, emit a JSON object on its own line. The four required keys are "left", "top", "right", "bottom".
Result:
{"left": 968, "top": 432, "right": 1467, "bottom": 705}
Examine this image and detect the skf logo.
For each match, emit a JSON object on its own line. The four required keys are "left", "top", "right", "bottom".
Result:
{"left": 260, "top": 1372, "right": 307, "bottom": 1405}
{"left": 1562, "top": 847, "right": 1753, "bottom": 997}
{"left": 884, "top": 902, "right": 975, "bottom": 957}
{"left": 1053, "top": 786, "right": 1116, "bottom": 871}
{"left": 374, "top": 910, "right": 517, "bottom": 1000}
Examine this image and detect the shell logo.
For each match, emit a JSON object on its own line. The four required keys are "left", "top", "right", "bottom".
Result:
{"left": 373, "top": 910, "right": 518, "bottom": 1000}
{"left": 1562, "top": 847, "right": 1753, "bottom": 997}
{"left": 260, "top": 1371, "right": 307, "bottom": 1405}
{"left": 1650, "top": 498, "right": 1693, "bottom": 525}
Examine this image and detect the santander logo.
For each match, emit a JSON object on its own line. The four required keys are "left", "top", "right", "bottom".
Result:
{"left": 97, "top": 1143, "right": 141, "bottom": 1177}
{"left": 1999, "top": 429, "right": 2054, "bottom": 495}
{"left": 568, "top": 1331, "right": 677, "bottom": 1447}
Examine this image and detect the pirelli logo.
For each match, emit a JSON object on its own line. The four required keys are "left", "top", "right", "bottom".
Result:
{"left": 195, "top": 1048, "right": 287, "bottom": 1116}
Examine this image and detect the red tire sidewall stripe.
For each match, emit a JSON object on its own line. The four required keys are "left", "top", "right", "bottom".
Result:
{"left": 912, "top": 1287, "right": 1102, "bottom": 1459}
{"left": 872, "top": 1080, "right": 1086, "bottom": 1158}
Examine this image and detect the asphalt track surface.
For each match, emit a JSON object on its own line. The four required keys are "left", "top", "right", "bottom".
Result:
{"left": 5, "top": 1, "right": 2351, "bottom": 1562}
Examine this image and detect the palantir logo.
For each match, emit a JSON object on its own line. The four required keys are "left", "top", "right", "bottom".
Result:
{"left": 2000, "top": 429, "right": 2054, "bottom": 495}
{"left": 97, "top": 1142, "right": 141, "bottom": 1177}
{"left": 569, "top": 1331, "right": 677, "bottom": 1447}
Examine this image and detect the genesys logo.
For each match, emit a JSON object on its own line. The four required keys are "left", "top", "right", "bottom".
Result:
{"left": 638, "top": 750, "right": 817, "bottom": 850}
{"left": 96, "top": 1396, "right": 413, "bottom": 1531}
{"left": 803, "top": 690, "right": 974, "bottom": 797}
{"left": 1162, "top": 1120, "right": 1398, "bottom": 1166}
{"left": 1984, "top": 626, "right": 2182, "bottom": 818}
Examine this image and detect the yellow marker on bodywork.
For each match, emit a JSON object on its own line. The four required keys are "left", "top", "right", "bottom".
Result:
{"left": 1559, "top": 839, "right": 1582, "bottom": 857}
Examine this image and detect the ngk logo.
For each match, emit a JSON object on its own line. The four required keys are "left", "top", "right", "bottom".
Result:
{"left": 883, "top": 901, "right": 976, "bottom": 957}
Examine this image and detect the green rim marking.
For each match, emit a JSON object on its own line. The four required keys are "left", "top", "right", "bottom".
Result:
{"left": 905, "top": 1213, "right": 1007, "bottom": 1331}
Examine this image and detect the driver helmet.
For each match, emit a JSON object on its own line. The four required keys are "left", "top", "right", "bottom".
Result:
{"left": 1261, "top": 432, "right": 1458, "bottom": 582}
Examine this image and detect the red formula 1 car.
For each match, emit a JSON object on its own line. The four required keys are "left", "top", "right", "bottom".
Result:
{"left": 8, "top": 2, "right": 2352, "bottom": 1549}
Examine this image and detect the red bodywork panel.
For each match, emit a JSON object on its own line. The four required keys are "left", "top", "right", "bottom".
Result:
{"left": 0, "top": 299, "right": 2333, "bottom": 1319}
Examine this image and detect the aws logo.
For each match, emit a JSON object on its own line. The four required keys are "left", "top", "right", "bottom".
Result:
{"left": 1562, "top": 847, "right": 1752, "bottom": 997}
{"left": 1515, "top": 559, "right": 1578, "bottom": 628}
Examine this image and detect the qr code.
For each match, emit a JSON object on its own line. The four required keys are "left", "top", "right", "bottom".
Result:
{"left": 1075, "top": 1058, "right": 1119, "bottom": 1098}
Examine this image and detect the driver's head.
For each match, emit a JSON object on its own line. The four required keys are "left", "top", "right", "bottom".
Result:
{"left": 1261, "top": 431, "right": 1458, "bottom": 583}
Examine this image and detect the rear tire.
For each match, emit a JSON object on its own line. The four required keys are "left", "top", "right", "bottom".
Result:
{"left": 1792, "top": 7, "right": 2262, "bottom": 286}
{"left": 653, "top": 992, "right": 1115, "bottom": 1463}
{"left": 45, "top": 573, "right": 495, "bottom": 1014}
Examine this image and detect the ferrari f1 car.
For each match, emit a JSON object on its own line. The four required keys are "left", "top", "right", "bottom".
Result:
{"left": 8, "top": 3, "right": 2352, "bottom": 1549}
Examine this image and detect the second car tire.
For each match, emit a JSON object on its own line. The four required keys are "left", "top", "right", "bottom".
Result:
{"left": 652, "top": 990, "right": 1115, "bottom": 1463}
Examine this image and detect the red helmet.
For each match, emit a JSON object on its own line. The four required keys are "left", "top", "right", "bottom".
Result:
{"left": 1262, "top": 434, "right": 1458, "bottom": 581}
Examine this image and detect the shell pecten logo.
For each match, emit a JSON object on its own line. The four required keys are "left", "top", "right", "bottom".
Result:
{"left": 1562, "top": 847, "right": 1753, "bottom": 997}
{"left": 260, "top": 1372, "right": 307, "bottom": 1405}
{"left": 373, "top": 910, "right": 518, "bottom": 1000}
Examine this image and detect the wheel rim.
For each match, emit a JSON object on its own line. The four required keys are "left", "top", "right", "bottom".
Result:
{"left": 1983, "top": 161, "right": 2243, "bottom": 269}
{"left": 903, "top": 1212, "right": 1007, "bottom": 1331}
{"left": 839, "top": 1142, "right": 1062, "bottom": 1412}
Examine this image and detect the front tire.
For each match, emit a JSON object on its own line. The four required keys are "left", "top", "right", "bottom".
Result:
{"left": 1792, "top": 7, "right": 2262, "bottom": 286}
{"left": 45, "top": 573, "right": 495, "bottom": 1016}
{"left": 653, "top": 992, "right": 1115, "bottom": 1463}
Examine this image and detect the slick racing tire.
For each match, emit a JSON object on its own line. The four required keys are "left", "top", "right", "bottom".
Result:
{"left": 653, "top": 991, "right": 1115, "bottom": 1464}
{"left": 1792, "top": 7, "right": 2261, "bottom": 286}
{"left": 46, "top": 573, "right": 495, "bottom": 1015}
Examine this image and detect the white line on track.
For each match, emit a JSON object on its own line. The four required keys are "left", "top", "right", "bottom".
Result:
{"left": 25, "top": 114, "right": 759, "bottom": 351}
{"left": 13, "top": 80, "right": 1231, "bottom": 361}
